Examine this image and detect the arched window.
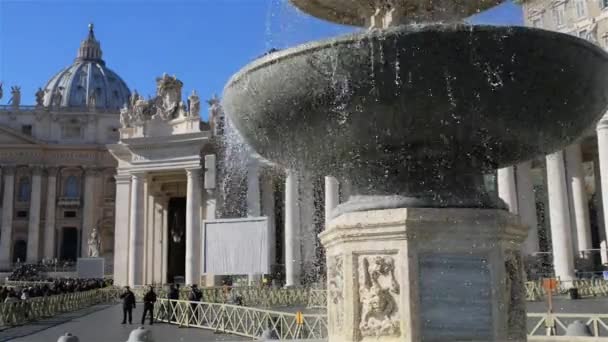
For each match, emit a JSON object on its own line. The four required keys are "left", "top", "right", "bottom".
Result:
{"left": 17, "top": 177, "right": 30, "bottom": 202}
{"left": 64, "top": 176, "right": 79, "bottom": 198}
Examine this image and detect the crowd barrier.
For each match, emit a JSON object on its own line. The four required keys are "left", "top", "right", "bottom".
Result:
{"left": 0, "top": 287, "right": 118, "bottom": 328}
{"left": 525, "top": 279, "right": 608, "bottom": 301}
{"left": 154, "top": 298, "right": 328, "bottom": 340}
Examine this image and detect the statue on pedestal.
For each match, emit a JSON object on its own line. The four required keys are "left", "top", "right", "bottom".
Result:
{"left": 188, "top": 90, "right": 200, "bottom": 118}
{"left": 88, "top": 228, "right": 101, "bottom": 258}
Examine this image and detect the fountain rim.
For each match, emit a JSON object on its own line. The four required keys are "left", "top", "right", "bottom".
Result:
{"left": 223, "top": 23, "right": 608, "bottom": 92}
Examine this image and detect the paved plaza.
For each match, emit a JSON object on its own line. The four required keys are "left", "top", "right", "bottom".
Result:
{"left": 0, "top": 304, "right": 248, "bottom": 342}
{"left": 1, "top": 297, "right": 607, "bottom": 342}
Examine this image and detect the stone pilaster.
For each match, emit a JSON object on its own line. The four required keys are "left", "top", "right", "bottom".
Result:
{"left": 497, "top": 166, "right": 518, "bottom": 214}
{"left": 597, "top": 114, "right": 608, "bottom": 252}
{"left": 246, "top": 158, "right": 261, "bottom": 217}
{"left": 43, "top": 167, "right": 58, "bottom": 260}
{"left": 516, "top": 161, "right": 539, "bottom": 255}
{"left": 185, "top": 167, "right": 201, "bottom": 285}
{"left": 128, "top": 172, "right": 145, "bottom": 286}
{"left": 546, "top": 151, "right": 576, "bottom": 281}
{"left": 325, "top": 176, "right": 340, "bottom": 225}
{"left": 26, "top": 166, "right": 43, "bottom": 263}
{"left": 284, "top": 169, "right": 301, "bottom": 286}
{"left": 0, "top": 166, "right": 15, "bottom": 267}
{"left": 565, "top": 143, "right": 592, "bottom": 260}
{"left": 113, "top": 175, "right": 131, "bottom": 286}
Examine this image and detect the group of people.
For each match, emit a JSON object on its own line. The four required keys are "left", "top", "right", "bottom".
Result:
{"left": 0, "top": 278, "right": 110, "bottom": 303}
{"left": 119, "top": 286, "right": 157, "bottom": 325}
{"left": 6, "top": 261, "right": 77, "bottom": 281}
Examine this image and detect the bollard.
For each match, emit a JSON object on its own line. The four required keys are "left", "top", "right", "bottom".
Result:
{"left": 565, "top": 320, "right": 593, "bottom": 336}
{"left": 57, "top": 333, "right": 79, "bottom": 342}
{"left": 126, "top": 326, "right": 154, "bottom": 342}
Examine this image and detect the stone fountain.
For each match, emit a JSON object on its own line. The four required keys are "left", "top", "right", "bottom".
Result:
{"left": 222, "top": 1, "right": 608, "bottom": 341}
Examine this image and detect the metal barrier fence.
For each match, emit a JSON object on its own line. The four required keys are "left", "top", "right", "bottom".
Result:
{"left": 525, "top": 279, "right": 608, "bottom": 301}
{"left": 0, "top": 288, "right": 118, "bottom": 328}
{"left": 154, "top": 298, "right": 328, "bottom": 340}
{"left": 528, "top": 313, "right": 608, "bottom": 337}
{"left": 133, "top": 286, "right": 324, "bottom": 308}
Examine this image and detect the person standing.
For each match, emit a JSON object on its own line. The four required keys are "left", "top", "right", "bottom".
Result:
{"left": 141, "top": 286, "right": 157, "bottom": 325}
{"left": 120, "top": 286, "right": 136, "bottom": 324}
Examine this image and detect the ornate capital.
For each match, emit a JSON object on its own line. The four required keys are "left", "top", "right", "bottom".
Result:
{"left": 185, "top": 167, "right": 202, "bottom": 178}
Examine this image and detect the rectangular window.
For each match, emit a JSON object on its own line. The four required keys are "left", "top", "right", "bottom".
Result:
{"left": 64, "top": 211, "right": 77, "bottom": 218}
{"left": 553, "top": 5, "right": 565, "bottom": 26}
{"left": 575, "top": 0, "right": 587, "bottom": 18}
{"left": 21, "top": 125, "right": 32, "bottom": 136}
{"left": 61, "top": 125, "right": 82, "bottom": 139}
{"left": 16, "top": 210, "right": 28, "bottom": 219}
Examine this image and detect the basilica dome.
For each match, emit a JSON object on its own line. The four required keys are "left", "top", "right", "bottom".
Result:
{"left": 42, "top": 24, "right": 131, "bottom": 110}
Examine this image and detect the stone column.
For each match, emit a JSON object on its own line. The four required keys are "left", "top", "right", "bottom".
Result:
{"left": 43, "top": 167, "right": 58, "bottom": 260}
{"left": 546, "top": 151, "right": 576, "bottom": 281}
{"left": 497, "top": 166, "right": 518, "bottom": 214}
{"left": 516, "top": 162, "right": 539, "bottom": 255}
{"left": 261, "top": 176, "right": 276, "bottom": 268}
{"left": 185, "top": 167, "right": 202, "bottom": 285}
{"left": 325, "top": 176, "right": 340, "bottom": 226}
{"left": 247, "top": 158, "right": 261, "bottom": 217}
{"left": 81, "top": 168, "right": 99, "bottom": 257}
{"left": 594, "top": 154, "right": 606, "bottom": 245}
{"left": 128, "top": 173, "right": 145, "bottom": 286}
{"left": 113, "top": 175, "right": 131, "bottom": 286}
{"left": 596, "top": 114, "right": 608, "bottom": 251}
{"left": 0, "top": 166, "right": 15, "bottom": 267}
{"left": 154, "top": 195, "right": 168, "bottom": 285}
{"left": 26, "top": 166, "right": 43, "bottom": 263}
{"left": 284, "top": 170, "right": 301, "bottom": 287}
{"left": 565, "top": 144, "right": 593, "bottom": 259}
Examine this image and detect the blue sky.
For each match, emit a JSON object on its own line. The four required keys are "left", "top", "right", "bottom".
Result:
{"left": 0, "top": 0, "right": 522, "bottom": 120}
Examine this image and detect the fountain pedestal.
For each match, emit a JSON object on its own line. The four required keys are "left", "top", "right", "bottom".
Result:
{"left": 320, "top": 208, "right": 527, "bottom": 342}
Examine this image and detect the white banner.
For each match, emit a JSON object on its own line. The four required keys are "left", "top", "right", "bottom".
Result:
{"left": 202, "top": 216, "right": 270, "bottom": 275}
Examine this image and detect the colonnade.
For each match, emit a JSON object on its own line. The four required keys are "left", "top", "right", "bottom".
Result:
{"left": 0, "top": 165, "right": 104, "bottom": 268}
{"left": 498, "top": 114, "right": 608, "bottom": 280}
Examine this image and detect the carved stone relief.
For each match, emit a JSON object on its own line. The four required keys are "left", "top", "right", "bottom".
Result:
{"left": 505, "top": 253, "right": 526, "bottom": 341}
{"left": 328, "top": 255, "right": 344, "bottom": 331}
{"left": 358, "top": 255, "right": 400, "bottom": 338}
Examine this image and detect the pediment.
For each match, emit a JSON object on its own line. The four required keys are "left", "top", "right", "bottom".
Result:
{"left": 0, "top": 125, "right": 40, "bottom": 145}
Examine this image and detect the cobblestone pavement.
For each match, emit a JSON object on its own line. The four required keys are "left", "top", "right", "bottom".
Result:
{"left": 0, "top": 304, "right": 248, "bottom": 342}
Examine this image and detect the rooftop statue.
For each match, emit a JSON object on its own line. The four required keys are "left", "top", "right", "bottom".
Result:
{"left": 188, "top": 90, "right": 201, "bottom": 118}
{"left": 0, "top": 82, "right": 3, "bottom": 100}
{"left": 35, "top": 88, "right": 45, "bottom": 107}
{"left": 8, "top": 86, "right": 21, "bottom": 108}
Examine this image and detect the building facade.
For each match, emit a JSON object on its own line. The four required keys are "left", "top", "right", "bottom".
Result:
{"left": 503, "top": 0, "right": 608, "bottom": 280}
{"left": 0, "top": 25, "right": 128, "bottom": 269}
{"left": 0, "top": 24, "right": 329, "bottom": 286}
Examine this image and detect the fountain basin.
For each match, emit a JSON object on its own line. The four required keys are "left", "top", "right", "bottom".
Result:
{"left": 223, "top": 24, "right": 608, "bottom": 211}
{"left": 289, "top": 0, "right": 503, "bottom": 27}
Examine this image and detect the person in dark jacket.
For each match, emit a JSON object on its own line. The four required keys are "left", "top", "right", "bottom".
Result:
{"left": 168, "top": 284, "right": 179, "bottom": 300}
{"left": 120, "top": 286, "right": 136, "bottom": 324}
{"left": 141, "top": 286, "right": 157, "bottom": 325}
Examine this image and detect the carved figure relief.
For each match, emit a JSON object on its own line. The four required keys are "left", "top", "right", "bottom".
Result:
{"left": 359, "top": 255, "right": 400, "bottom": 338}
{"left": 328, "top": 255, "right": 344, "bottom": 330}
